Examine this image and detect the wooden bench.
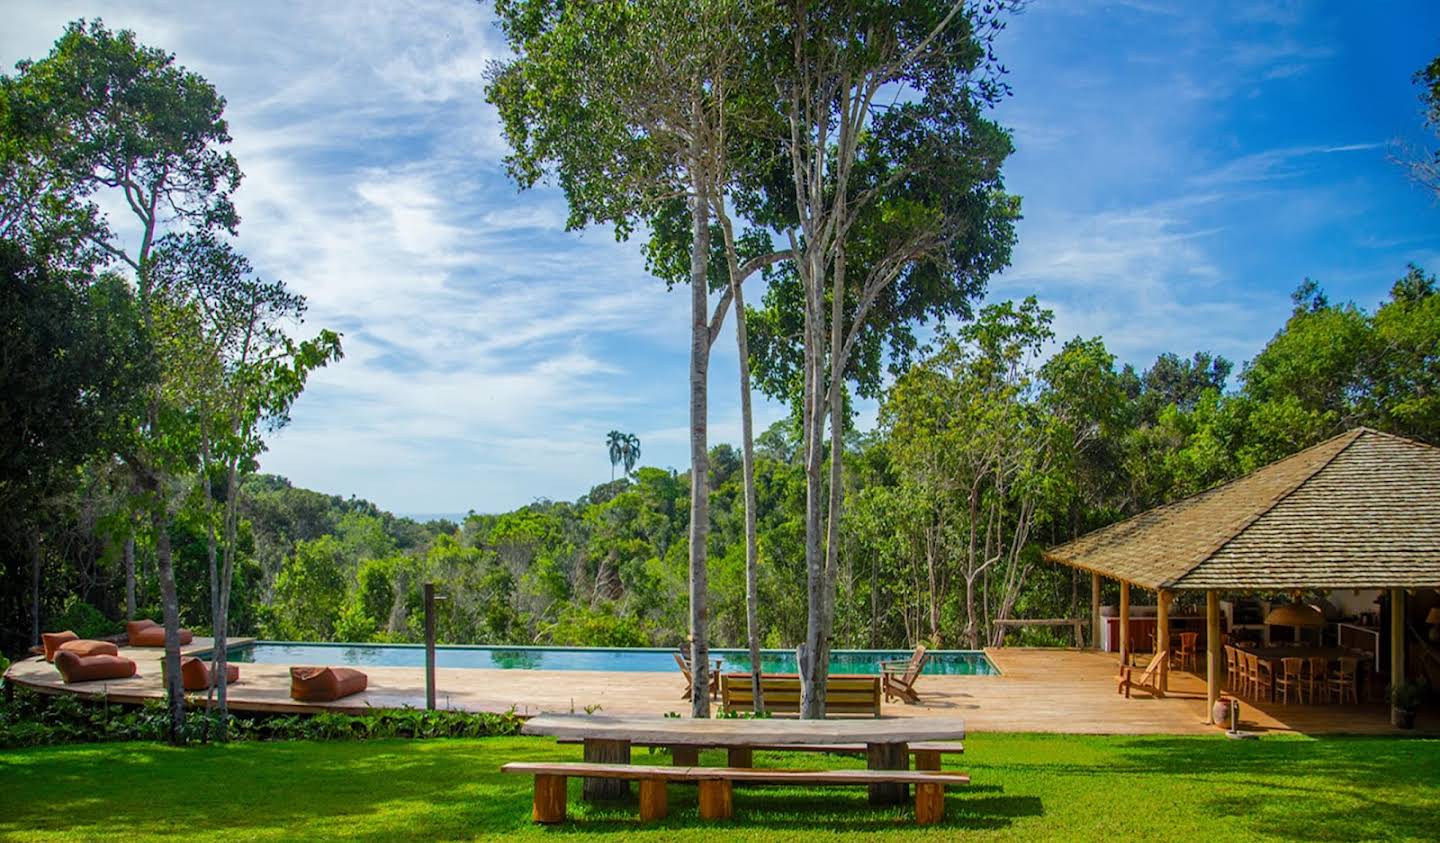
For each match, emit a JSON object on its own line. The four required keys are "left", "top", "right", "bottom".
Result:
{"left": 501, "top": 761, "right": 970, "bottom": 825}
{"left": 720, "top": 673, "right": 882, "bottom": 717}
{"left": 555, "top": 737, "right": 963, "bottom": 768}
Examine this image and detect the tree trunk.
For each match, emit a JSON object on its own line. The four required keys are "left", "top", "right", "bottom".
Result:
{"left": 963, "top": 575, "right": 979, "bottom": 649}
{"left": 30, "top": 527, "right": 42, "bottom": 647}
{"left": 799, "top": 244, "right": 828, "bottom": 718}
{"left": 686, "top": 142, "right": 712, "bottom": 718}
{"left": 124, "top": 532, "right": 136, "bottom": 620}
{"left": 732, "top": 276, "right": 765, "bottom": 714}
{"left": 151, "top": 505, "right": 186, "bottom": 743}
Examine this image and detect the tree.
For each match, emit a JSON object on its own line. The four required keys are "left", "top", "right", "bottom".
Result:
{"left": 1406, "top": 54, "right": 1440, "bottom": 197}
{"left": 752, "top": 0, "right": 1020, "bottom": 716}
{"left": 606, "top": 430, "right": 625, "bottom": 482}
{"left": 489, "top": 0, "right": 783, "bottom": 715}
{"left": 621, "top": 433, "right": 642, "bottom": 478}
{"left": 150, "top": 231, "right": 340, "bottom": 735}
{"left": 3, "top": 18, "right": 244, "bottom": 742}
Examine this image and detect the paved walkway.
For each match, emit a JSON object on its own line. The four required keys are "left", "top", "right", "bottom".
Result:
{"left": 6, "top": 644, "right": 1430, "bottom": 735}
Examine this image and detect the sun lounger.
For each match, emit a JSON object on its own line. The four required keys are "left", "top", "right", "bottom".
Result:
{"left": 126, "top": 619, "right": 194, "bottom": 647}
{"left": 53, "top": 650, "right": 138, "bottom": 684}
{"left": 41, "top": 631, "right": 79, "bottom": 661}
{"left": 289, "top": 666, "right": 368, "bottom": 702}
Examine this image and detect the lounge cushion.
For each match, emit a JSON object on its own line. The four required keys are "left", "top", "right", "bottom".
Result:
{"left": 53, "top": 651, "right": 137, "bottom": 684}
{"left": 127, "top": 619, "right": 194, "bottom": 647}
{"left": 170, "top": 656, "right": 240, "bottom": 692}
{"left": 57, "top": 639, "right": 120, "bottom": 658}
{"left": 290, "top": 666, "right": 368, "bottom": 702}
{"left": 42, "top": 631, "right": 79, "bottom": 662}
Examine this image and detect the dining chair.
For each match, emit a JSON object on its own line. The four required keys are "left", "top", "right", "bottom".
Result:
{"left": 1177, "top": 632, "right": 1199, "bottom": 672}
{"left": 1329, "top": 657, "right": 1359, "bottom": 705}
{"left": 1304, "top": 656, "right": 1329, "bottom": 704}
{"left": 1250, "top": 653, "right": 1273, "bottom": 702}
{"left": 1275, "top": 657, "right": 1304, "bottom": 705}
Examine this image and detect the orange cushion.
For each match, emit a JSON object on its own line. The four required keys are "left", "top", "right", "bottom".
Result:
{"left": 42, "top": 631, "right": 79, "bottom": 662}
{"left": 126, "top": 619, "right": 159, "bottom": 640}
{"left": 57, "top": 639, "right": 119, "bottom": 658}
{"left": 128, "top": 623, "right": 194, "bottom": 647}
{"left": 290, "top": 666, "right": 367, "bottom": 702}
{"left": 173, "top": 656, "right": 241, "bottom": 691}
{"left": 53, "top": 651, "right": 137, "bottom": 684}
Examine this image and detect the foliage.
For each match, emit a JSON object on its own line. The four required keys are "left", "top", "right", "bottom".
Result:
{"left": 0, "top": 687, "right": 521, "bottom": 749}
{"left": 49, "top": 597, "right": 121, "bottom": 640}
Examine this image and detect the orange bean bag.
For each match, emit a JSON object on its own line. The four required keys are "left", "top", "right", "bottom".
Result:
{"left": 53, "top": 651, "right": 138, "bottom": 684}
{"left": 57, "top": 639, "right": 120, "bottom": 658}
{"left": 126, "top": 619, "right": 194, "bottom": 647}
{"left": 166, "top": 656, "right": 240, "bottom": 692}
{"left": 290, "top": 666, "right": 368, "bottom": 702}
{"left": 42, "top": 631, "right": 79, "bottom": 661}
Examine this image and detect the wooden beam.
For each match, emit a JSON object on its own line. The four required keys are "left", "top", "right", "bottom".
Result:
{"left": 1206, "top": 590, "right": 1220, "bottom": 724}
{"left": 1091, "top": 572, "right": 1102, "bottom": 651}
{"left": 1119, "top": 581, "right": 1131, "bottom": 666}
{"left": 1391, "top": 587, "right": 1405, "bottom": 688}
{"left": 1156, "top": 589, "right": 1171, "bottom": 693}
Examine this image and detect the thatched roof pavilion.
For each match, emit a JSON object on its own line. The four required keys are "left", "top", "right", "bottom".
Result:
{"left": 1045, "top": 427, "right": 1440, "bottom": 721}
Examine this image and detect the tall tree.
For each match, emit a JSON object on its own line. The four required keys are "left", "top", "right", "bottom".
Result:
{"left": 489, "top": 0, "right": 783, "bottom": 714}
{"left": 752, "top": 0, "right": 1019, "bottom": 715}
{"left": 606, "top": 430, "right": 626, "bottom": 482}
{"left": 2, "top": 18, "right": 243, "bottom": 741}
{"left": 1407, "top": 54, "right": 1440, "bottom": 198}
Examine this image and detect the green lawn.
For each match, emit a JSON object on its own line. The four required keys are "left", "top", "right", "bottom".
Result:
{"left": 2, "top": 733, "right": 1437, "bottom": 841}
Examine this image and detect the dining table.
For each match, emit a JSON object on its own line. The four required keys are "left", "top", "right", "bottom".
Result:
{"left": 522, "top": 713, "right": 968, "bottom": 805}
{"left": 1237, "top": 645, "right": 1373, "bottom": 699}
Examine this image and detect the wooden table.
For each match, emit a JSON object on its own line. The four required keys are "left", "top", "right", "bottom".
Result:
{"left": 1238, "top": 646, "right": 1371, "bottom": 700}
{"left": 522, "top": 713, "right": 967, "bottom": 805}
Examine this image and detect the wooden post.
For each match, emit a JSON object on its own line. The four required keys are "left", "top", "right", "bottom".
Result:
{"left": 867, "top": 742, "right": 908, "bottom": 805}
{"left": 582, "top": 739, "right": 632, "bottom": 801}
{"left": 1091, "top": 572, "right": 1102, "bottom": 651}
{"left": 424, "top": 582, "right": 437, "bottom": 711}
{"left": 915, "top": 782, "right": 945, "bottom": 825}
{"left": 1206, "top": 590, "right": 1220, "bottom": 724}
{"left": 1390, "top": 587, "right": 1405, "bottom": 689}
{"left": 670, "top": 745, "right": 699, "bottom": 766}
{"left": 913, "top": 749, "right": 941, "bottom": 771}
{"left": 726, "top": 747, "right": 753, "bottom": 768}
{"left": 532, "top": 774, "right": 567, "bottom": 824}
{"left": 1156, "top": 589, "right": 1171, "bottom": 693}
{"left": 1119, "top": 581, "right": 1131, "bottom": 666}
{"left": 698, "top": 779, "right": 733, "bottom": 819}
{"left": 638, "top": 779, "right": 668, "bottom": 821}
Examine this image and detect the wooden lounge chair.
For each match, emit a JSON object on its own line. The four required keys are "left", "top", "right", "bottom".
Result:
{"left": 720, "top": 674, "right": 882, "bottom": 717}
{"left": 881, "top": 646, "right": 928, "bottom": 704}
{"left": 1117, "top": 650, "right": 1167, "bottom": 698}
{"left": 673, "top": 652, "right": 720, "bottom": 701}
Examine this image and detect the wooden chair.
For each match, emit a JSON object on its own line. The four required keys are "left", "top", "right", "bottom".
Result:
{"left": 1223, "top": 646, "right": 1242, "bottom": 695}
{"left": 1177, "top": 632, "right": 1199, "bottom": 672}
{"left": 880, "top": 646, "right": 928, "bottom": 704}
{"left": 1329, "top": 657, "right": 1359, "bottom": 704}
{"left": 1243, "top": 652, "right": 1270, "bottom": 701}
{"left": 1304, "top": 656, "right": 1329, "bottom": 704}
{"left": 1274, "top": 657, "right": 1304, "bottom": 705}
{"left": 1118, "top": 651, "right": 1168, "bottom": 699}
{"left": 673, "top": 652, "right": 720, "bottom": 701}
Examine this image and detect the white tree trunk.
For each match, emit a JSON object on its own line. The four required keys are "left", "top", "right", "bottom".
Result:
{"left": 686, "top": 146, "right": 712, "bottom": 718}
{"left": 733, "top": 279, "right": 765, "bottom": 713}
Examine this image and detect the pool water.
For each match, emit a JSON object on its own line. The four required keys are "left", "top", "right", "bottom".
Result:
{"left": 226, "top": 642, "right": 998, "bottom": 675}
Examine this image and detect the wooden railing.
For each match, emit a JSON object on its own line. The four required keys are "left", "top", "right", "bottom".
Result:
{"left": 993, "top": 618, "right": 1087, "bottom": 647}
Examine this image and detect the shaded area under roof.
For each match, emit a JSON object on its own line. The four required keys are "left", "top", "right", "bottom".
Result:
{"left": 1044, "top": 428, "right": 1440, "bottom": 591}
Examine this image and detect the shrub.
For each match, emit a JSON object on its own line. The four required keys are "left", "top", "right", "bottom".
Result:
{"left": 0, "top": 687, "right": 523, "bottom": 748}
{"left": 50, "top": 596, "right": 120, "bottom": 639}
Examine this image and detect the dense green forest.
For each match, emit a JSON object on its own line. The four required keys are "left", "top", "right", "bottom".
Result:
{"left": 9, "top": 268, "right": 1435, "bottom": 656}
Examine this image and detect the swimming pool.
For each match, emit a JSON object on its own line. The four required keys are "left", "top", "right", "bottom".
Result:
{"left": 225, "top": 642, "right": 999, "bottom": 675}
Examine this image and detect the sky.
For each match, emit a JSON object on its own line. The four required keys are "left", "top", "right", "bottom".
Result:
{"left": 3, "top": 1, "right": 1438, "bottom": 516}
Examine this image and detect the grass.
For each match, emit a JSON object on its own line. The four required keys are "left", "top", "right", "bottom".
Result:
{"left": 2, "top": 733, "right": 1438, "bottom": 841}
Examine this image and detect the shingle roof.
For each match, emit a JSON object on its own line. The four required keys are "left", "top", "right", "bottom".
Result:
{"left": 1043, "top": 428, "right": 1440, "bottom": 591}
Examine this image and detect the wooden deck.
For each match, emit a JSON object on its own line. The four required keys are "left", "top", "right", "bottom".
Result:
{"left": 5, "top": 645, "right": 1433, "bottom": 735}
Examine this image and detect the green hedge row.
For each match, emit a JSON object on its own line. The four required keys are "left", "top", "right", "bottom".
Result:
{"left": 0, "top": 686, "right": 524, "bottom": 748}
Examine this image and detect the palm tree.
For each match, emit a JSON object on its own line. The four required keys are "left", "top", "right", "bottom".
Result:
{"left": 621, "top": 433, "right": 641, "bottom": 478}
{"left": 606, "top": 430, "right": 626, "bottom": 481}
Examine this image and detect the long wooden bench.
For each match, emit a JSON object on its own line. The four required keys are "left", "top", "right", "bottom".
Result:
{"left": 501, "top": 761, "right": 970, "bottom": 825}
{"left": 720, "top": 673, "right": 882, "bottom": 717}
{"left": 555, "top": 737, "right": 963, "bottom": 769}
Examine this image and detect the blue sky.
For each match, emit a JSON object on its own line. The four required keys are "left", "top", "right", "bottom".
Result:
{"left": 4, "top": 1, "right": 1438, "bottom": 515}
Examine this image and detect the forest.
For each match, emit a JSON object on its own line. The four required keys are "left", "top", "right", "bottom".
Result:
{"left": 8, "top": 268, "right": 1437, "bottom": 658}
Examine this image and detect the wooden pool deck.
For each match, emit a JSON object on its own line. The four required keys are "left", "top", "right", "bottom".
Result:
{"left": 5, "top": 644, "right": 1432, "bottom": 735}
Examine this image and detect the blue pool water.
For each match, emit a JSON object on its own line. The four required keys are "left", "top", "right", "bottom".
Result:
{"left": 226, "top": 642, "right": 998, "bottom": 676}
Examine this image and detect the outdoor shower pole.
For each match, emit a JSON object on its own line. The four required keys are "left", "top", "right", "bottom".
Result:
{"left": 424, "top": 582, "right": 437, "bottom": 710}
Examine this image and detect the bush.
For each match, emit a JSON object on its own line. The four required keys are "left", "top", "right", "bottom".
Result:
{"left": 0, "top": 688, "right": 523, "bottom": 748}
{"left": 50, "top": 596, "right": 120, "bottom": 639}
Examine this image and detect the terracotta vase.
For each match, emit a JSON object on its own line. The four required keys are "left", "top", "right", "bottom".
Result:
{"left": 1213, "top": 697, "right": 1234, "bottom": 729}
